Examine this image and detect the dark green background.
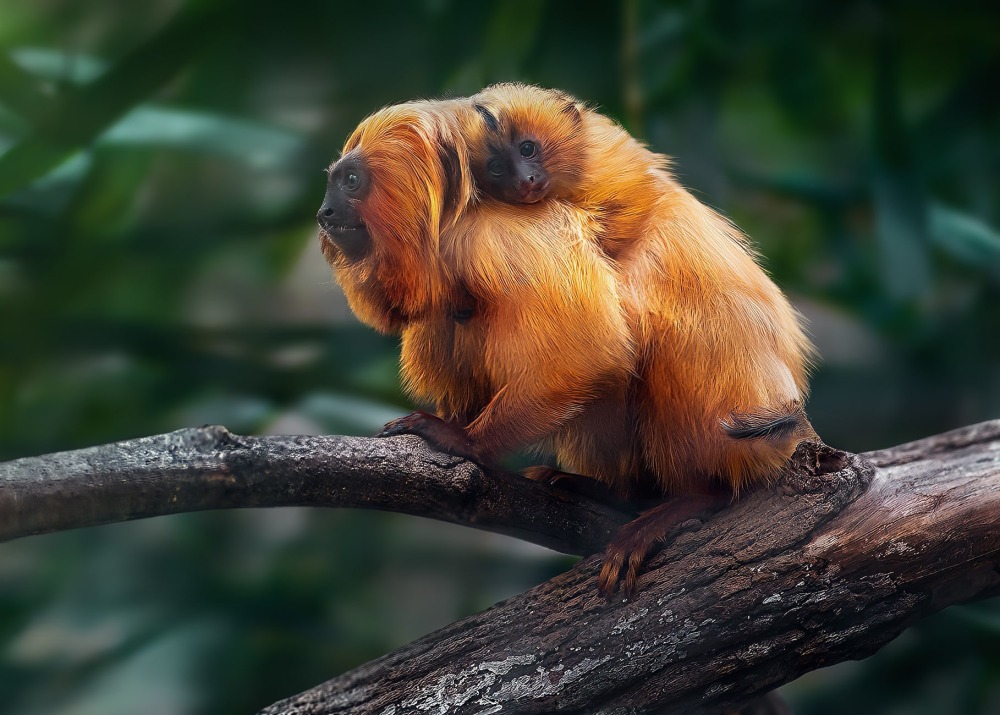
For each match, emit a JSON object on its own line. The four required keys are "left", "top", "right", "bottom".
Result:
{"left": 1, "top": 1, "right": 998, "bottom": 713}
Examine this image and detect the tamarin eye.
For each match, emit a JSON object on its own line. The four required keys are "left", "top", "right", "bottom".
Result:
{"left": 343, "top": 171, "right": 361, "bottom": 192}
{"left": 519, "top": 141, "right": 537, "bottom": 159}
{"left": 487, "top": 158, "right": 505, "bottom": 177}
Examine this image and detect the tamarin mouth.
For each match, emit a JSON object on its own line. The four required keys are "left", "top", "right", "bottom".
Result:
{"left": 319, "top": 224, "right": 370, "bottom": 261}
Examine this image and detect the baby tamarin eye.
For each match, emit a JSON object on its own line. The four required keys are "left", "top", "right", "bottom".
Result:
{"left": 519, "top": 141, "right": 537, "bottom": 159}
{"left": 487, "top": 157, "right": 506, "bottom": 177}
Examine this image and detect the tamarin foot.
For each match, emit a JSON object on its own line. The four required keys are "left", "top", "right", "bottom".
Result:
{"left": 597, "top": 493, "right": 728, "bottom": 598}
{"left": 523, "top": 466, "right": 631, "bottom": 508}
{"left": 378, "top": 411, "right": 478, "bottom": 462}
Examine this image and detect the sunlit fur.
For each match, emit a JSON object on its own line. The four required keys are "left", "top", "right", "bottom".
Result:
{"left": 464, "top": 84, "right": 819, "bottom": 495}
{"left": 471, "top": 83, "right": 669, "bottom": 259}
{"left": 322, "top": 100, "right": 635, "bottom": 467}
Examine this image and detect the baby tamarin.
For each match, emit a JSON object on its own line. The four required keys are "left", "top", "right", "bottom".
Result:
{"left": 318, "top": 90, "right": 817, "bottom": 595}
{"left": 469, "top": 83, "right": 665, "bottom": 259}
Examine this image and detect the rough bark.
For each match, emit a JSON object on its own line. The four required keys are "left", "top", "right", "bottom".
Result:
{"left": 2, "top": 422, "right": 999, "bottom": 714}
{"left": 259, "top": 421, "right": 1000, "bottom": 715}
{"left": 0, "top": 427, "right": 630, "bottom": 556}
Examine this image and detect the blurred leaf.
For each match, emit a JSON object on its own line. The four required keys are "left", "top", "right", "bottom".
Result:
{"left": 102, "top": 108, "right": 303, "bottom": 170}
{"left": 481, "top": 0, "right": 546, "bottom": 78}
{"left": 295, "top": 393, "right": 405, "bottom": 436}
{"left": 0, "top": 0, "right": 230, "bottom": 197}
{"left": 0, "top": 152, "right": 92, "bottom": 214}
{"left": 871, "top": 166, "right": 933, "bottom": 301}
{"left": 929, "top": 203, "right": 1000, "bottom": 276}
{"left": 0, "top": 51, "right": 54, "bottom": 127}
{"left": 870, "top": 19, "right": 932, "bottom": 303}
{"left": 8, "top": 47, "right": 107, "bottom": 85}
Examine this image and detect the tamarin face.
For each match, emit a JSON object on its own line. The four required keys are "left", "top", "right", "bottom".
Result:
{"left": 318, "top": 151, "right": 372, "bottom": 262}
{"left": 470, "top": 83, "right": 586, "bottom": 204}
{"left": 472, "top": 104, "right": 548, "bottom": 204}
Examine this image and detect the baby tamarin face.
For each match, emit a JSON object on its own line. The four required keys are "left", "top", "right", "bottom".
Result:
{"left": 469, "top": 83, "right": 587, "bottom": 205}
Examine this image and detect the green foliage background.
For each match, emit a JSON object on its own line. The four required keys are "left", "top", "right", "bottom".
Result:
{"left": 1, "top": 1, "right": 998, "bottom": 712}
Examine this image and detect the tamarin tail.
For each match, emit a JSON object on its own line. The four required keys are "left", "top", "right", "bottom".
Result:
{"left": 721, "top": 406, "right": 806, "bottom": 443}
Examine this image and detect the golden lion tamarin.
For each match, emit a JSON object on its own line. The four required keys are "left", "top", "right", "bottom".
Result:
{"left": 318, "top": 90, "right": 818, "bottom": 595}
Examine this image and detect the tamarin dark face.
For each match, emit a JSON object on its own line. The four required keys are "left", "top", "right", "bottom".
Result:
{"left": 472, "top": 104, "right": 550, "bottom": 204}
{"left": 317, "top": 152, "right": 372, "bottom": 261}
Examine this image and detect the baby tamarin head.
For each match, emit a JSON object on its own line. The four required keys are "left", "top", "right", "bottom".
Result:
{"left": 317, "top": 100, "right": 475, "bottom": 331}
{"left": 469, "top": 83, "right": 587, "bottom": 204}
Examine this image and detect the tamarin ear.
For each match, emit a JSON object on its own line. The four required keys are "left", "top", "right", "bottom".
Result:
{"left": 473, "top": 103, "right": 500, "bottom": 133}
{"left": 560, "top": 100, "right": 582, "bottom": 125}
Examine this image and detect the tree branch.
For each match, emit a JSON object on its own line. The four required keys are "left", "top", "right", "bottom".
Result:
{"left": 3, "top": 422, "right": 999, "bottom": 714}
{"left": 257, "top": 421, "right": 1000, "bottom": 714}
{"left": 0, "top": 426, "right": 630, "bottom": 556}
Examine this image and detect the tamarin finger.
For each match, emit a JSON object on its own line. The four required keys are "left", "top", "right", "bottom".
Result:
{"left": 598, "top": 493, "right": 728, "bottom": 597}
{"left": 379, "top": 411, "right": 478, "bottom": 463}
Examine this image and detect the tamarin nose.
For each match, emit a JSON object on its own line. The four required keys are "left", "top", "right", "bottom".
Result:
{"left": 317, "top": 200, "right": 346, "bottom": 232}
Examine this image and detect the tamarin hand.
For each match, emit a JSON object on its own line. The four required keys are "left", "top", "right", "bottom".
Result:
{"left": 379, "top": 412, "right": 478, "bottom": 463}
{"left": 523, "top": 466, "right": 633, "bottom": 508}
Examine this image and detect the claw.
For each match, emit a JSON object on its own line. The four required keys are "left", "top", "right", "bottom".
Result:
{"left": 522, "top": 465, "right": 560, "bottom": 483}
{"left": 597, "top": 550, "right": 626, "bottom": 597}
{"left": 377, "top": 412, "right": 430, "bottom": 438}
{"left": 597, "top": 493, "right": 727, "bottom": 598}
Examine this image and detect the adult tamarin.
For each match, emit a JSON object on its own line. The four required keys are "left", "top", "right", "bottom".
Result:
{"left": 317, "top": 99, "right": 636, "bottom": 491}
{"left": 318, "top": 92, "right": 817, "bottom": 595}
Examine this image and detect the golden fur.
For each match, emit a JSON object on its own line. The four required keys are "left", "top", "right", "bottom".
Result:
{"left": 322, "top": 100, "right": 634, "bottom": 467}
{"left": 321, "top": 88, "right": 817, "bottom": 503}
{"left": 468, "top": 83, "right": 818, "bottom": 494}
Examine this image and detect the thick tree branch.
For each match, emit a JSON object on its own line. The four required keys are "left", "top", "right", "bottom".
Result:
{"left": 3, "top": 422, "right": 999, "bottom": 714}
{"left": 258, "top": 421, "right": 1000, "bottom": 714}
{"left": 0, "top": 427, "right": 631, "bottom": 556}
